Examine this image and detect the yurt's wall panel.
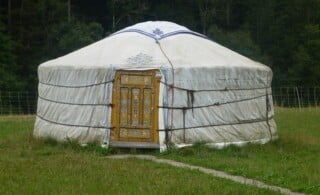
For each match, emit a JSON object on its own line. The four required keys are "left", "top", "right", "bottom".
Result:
{"left": 35, "top": 67, "right": 115, "bottom": 144}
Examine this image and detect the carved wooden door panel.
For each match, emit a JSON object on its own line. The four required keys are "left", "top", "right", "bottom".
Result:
{"left": 111, "top": 70, "right": 160, "bottom": 143}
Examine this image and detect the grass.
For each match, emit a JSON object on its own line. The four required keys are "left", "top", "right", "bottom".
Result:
{"left": 0, "top": 116, "right": 277, "bottom": 194}
{"left": 1, "top": 108, "right": 319, "bottom": 194}
{"left": 160, "top": 107, "right": 320, "bottom": 194}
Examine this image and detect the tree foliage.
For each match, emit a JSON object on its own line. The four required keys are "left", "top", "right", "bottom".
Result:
{"left": 44, "top": 20, "right": 103, "bottom": 60}
{"left": 0, "top": 22, "right": 22, "bottom": 91}
{"left": 0, "top": 0, "right": 319, "bottom": 91}
{"left": 208, "top": 24, "right": 269, "bottom": 64}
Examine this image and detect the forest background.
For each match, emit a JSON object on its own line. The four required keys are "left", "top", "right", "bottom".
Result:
{"left": 0, "top": 0, "right": 319, "bottom": 93}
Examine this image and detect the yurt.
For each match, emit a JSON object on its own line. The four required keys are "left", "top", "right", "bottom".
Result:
{"left": 34, "top": 21, "right": 277, "bottom": 150}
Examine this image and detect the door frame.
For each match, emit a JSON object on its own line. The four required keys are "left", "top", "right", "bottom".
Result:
{"left": 111, "top": 69, "right": 160, "bottom": 145}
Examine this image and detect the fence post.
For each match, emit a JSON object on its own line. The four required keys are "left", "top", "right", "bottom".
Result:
{"left": 294, "top": 87, "right": 297, "bottom": 107}
{"left": 279, "top": 87, "right": 283, "bottom": 106}
{"left": 315, "top": 87, "right": 318, "bottom": 109}
{"left": 307, "top": 87, "right": 310, "bottom": 108}
{"left": 300, "top": 87, "right": 303, "bottom": 107}
{"left": 295, "top": 87, "right": 301, "bottom": 112}
{"left": 8, "top": 92, "right": 12, "bottom": 115}
{"left": 26, "top": 91, "right": 30, "bottom": 114}
{"left": 286, "top": 87, "right": 290, "bottom": 107}
{"left": 18, "top": 92, "right": 22, "bottom": 114}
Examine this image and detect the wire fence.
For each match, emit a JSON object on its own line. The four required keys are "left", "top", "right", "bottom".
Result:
{"left": 0, "top": 91, "right": 38, "bottom": 115}
{"left": 0, "top": 87, "right": 319, "bottom": 115}
{"left": 272, "top": 87, "right": 320, "bottom": 108}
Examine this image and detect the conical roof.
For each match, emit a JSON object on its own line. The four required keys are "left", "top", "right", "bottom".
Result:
{"left": 40, "top": 21, "right": 270, "bottom": 72}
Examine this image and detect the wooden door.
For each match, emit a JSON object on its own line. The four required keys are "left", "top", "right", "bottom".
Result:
{"left": 111, "top": 70, "right": 160, "bottom": 145}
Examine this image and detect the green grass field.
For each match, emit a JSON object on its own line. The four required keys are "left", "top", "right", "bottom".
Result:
{"left": 1, "top": 108, "right": 319, "bottom": 194}
{"left": 0, "top": 116, "right": 277, "bottom": 194}
{"left": 161, "top": 107, "right": 320, "bottom": 194}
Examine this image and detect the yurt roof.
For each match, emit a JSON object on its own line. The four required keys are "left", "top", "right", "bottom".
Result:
{"left": 40, "top": 21, "right": 270, "bottom": 72}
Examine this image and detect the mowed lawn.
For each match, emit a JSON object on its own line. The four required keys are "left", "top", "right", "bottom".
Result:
{"left": 1, "top": 108, "right": 320, "bottom": 194}
{"left": 0, "top": 116, "right": 276, "bottom": 194}
{"left": 161, "top": 108, "right": 320, "bottom": 194}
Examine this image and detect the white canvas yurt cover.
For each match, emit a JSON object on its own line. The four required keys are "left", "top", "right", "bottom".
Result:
{"left": 34, "top": 21, "right": 277, "bottom": 150}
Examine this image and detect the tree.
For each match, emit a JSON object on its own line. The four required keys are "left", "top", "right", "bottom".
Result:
{"left": 109, "top": 0, "right": 151, "bottom": 32}
{"left": 1, "top": 0, "right": 320, "bottom": 91}
{"left": 0, "top": 22, "right": 22, "bottom": 91}
{"left": 290, "top": 24, "right": 320, "bottom": 86}
{"left": 44, "top": 19, "right": 103, "bottom": 60}
{"left": 0, "top": 0, "right": 103, "bottom": 91}
{"left": 197, "top": 0, "right": 216, "bottom": 35}
{"left": 208, "top": 24, "right": 268, "bottom": 63}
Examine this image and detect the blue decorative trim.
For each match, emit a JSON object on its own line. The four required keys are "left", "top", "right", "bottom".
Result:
{"left": 152, "top": 28, "right": 164, "bottom": 36}
{"left": 159, "top": 30, "right": 208, "bottom": 40}
{"left": 111, "top": 28, "right": 208, "bottom": 41}
{"left": 112, "top": 29, "right": 156, "bottom": 39}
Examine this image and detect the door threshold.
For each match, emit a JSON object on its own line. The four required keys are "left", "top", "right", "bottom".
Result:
{"left": 110, "top": 141, "right": 160, "bottom": 149}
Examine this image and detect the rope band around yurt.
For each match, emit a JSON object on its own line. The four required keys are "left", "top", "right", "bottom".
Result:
{"left": 38, "top": 95, "right": 113, "bottom": 107}
{"left": 39, "top": 79, "right": 114, "bottom": 88}
{"left": 38, "top": 79, "right": 115, "bottom": 145}
{"left": 158, "top": 94, "right": 266, "bottom": 110}
{"left": 157, "top": 115, "right": 274, "bottom": 131}
{"left": 159, "top": 81, "right": 270, "bottom": 92}
{"left": 36, "top": 114, "right": 114, "bottom": 130}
